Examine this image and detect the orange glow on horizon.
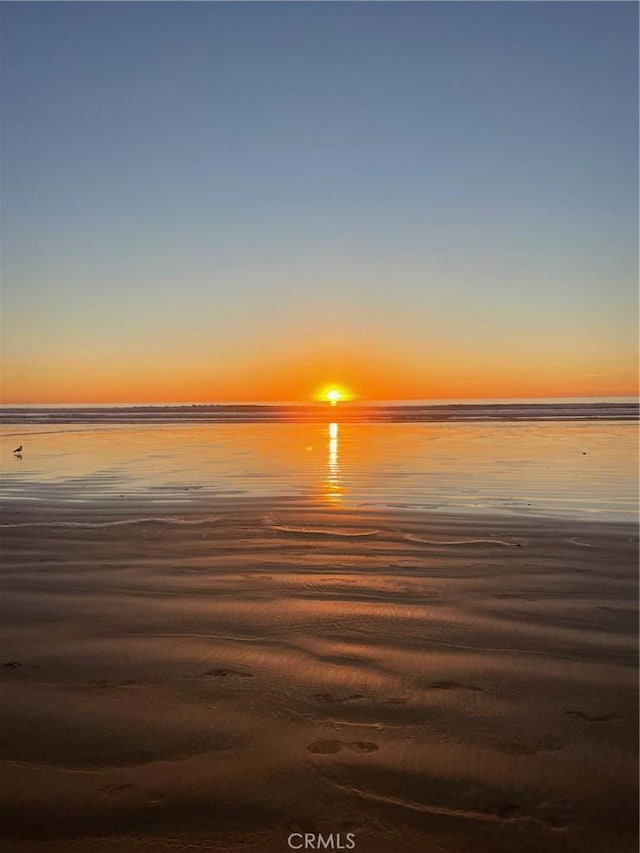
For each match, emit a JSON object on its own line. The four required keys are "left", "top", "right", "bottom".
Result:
{"left": 0, "top": 343, "right": 637, "bottom": 405}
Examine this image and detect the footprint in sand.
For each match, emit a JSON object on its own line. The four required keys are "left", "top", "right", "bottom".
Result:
{"left": 99, "top": 784, "right": 138, "bottom": 797}
{"left": 147, "top": 791, "right": 166, "bottom": 805}
{"left": 307, "top": 739, "right": 379, "bottom": 755}
{"left": 202, "top": 668, "right": 253, "bottom": 678}
{"left": 564, "top": 710, "right": 622, "bottom": 723}
{"left": 312, "top": 693, "right": 364, "bottom": 704}
{"left": 430, "top": 680, "right": 484, "bottom": 693}
{"left": 1, "top": 661, "right": 40, "bottom": 673}
{"left": 494, "top": 736, "right": 562, "bottom": 756}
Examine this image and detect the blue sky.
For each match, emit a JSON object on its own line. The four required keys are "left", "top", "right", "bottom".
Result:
{"left": 1, "top": 2, "right": 638, "bottom": 401}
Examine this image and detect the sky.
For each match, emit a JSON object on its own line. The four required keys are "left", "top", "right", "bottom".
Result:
{"left": 1, "top": 1, "right": 638, "bottom": 404}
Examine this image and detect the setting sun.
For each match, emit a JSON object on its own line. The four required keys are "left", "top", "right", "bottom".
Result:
{"left": 316, "top": 385, "right": 353, "bottom": 405}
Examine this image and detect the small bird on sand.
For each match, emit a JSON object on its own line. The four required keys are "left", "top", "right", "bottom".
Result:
{"left": 13, "top": 445, "right": 22, "bottom": 454}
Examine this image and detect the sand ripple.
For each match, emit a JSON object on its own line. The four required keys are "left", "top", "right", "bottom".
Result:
{"left": 0, "top": 515, "right": 222, "bottom": 529}
{"left": 1, "top": 502, "right": 637, "bottom": 852}
{"left": 266, "top": 523, "right": 380, "bottom": 538}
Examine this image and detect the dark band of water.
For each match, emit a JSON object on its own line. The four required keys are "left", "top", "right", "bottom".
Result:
{"left": 1, "top": 401, "right": 638, "bottom": 425}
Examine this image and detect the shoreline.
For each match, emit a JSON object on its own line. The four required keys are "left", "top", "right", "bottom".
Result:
{"left": 1, "top": 490, "right": 639, "bottom": 526}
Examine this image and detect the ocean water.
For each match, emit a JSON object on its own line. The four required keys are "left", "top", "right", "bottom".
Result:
{"left": 0, "top": 400, "right": 638, "bottom": 520}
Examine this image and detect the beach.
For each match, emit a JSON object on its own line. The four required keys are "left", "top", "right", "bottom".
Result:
{"left": 0, "top": 409, "right": 638, "bottom": 852}
{"left": 3, "top": 0, "right": 638, "bottom": 848}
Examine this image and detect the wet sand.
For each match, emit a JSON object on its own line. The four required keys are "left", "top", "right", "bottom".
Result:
{"left": 0, "top": 500, "right": 638, "bottom": 852}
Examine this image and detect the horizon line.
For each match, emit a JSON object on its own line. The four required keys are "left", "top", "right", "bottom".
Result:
{"left": 1, "top": 394, "right": 638, "bottom": 408}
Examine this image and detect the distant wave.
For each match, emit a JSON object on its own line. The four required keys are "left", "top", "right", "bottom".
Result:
{"left": 1, "top": 401, "right": 637, "bottom": 425}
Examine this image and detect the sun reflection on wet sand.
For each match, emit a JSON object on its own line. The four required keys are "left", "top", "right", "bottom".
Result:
{"left": 0, "top": 420, "right": 637, "bottom": 519}
{"left": 326, "top": 422, "right": 341, "bottom": 502}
